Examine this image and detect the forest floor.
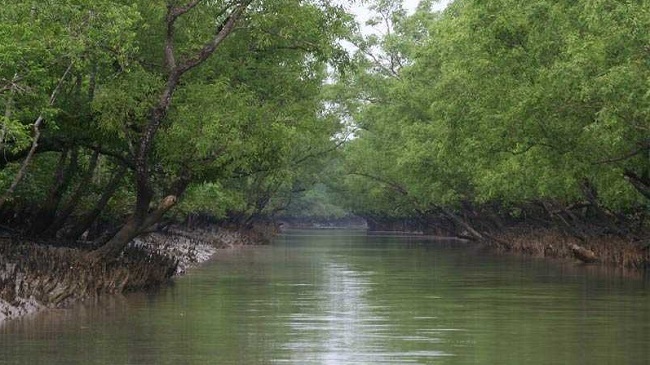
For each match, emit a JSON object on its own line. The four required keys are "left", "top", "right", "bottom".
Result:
{"left": 0, "top": 225, "right": 270, "bottom": 323}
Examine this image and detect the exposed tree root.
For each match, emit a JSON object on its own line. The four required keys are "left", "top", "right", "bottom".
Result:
{"left": 1, "top": 225, "right": 269, "bottom": 323}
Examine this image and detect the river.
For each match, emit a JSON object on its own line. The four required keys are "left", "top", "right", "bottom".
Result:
{"left": 1, "top": 229, "right": 649, "bottom": 364}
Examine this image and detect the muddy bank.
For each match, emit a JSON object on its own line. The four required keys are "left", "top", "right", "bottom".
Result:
{"left": 365, "top": 216, "right": 649, "bottom": 270}
{"left": 484, "top": 228, "right": 650, "bottom": 269}
{"left": 0, "top": 226, "right": 265, "bottom": 323}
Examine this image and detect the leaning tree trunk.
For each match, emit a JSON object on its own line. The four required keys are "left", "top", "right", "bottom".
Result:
{"left": 32, "top": 148, "right": 79, "bottom": 234}
{"left": 92, "top": 1, "right": 251, "bottom": 259}
{"left": 65, "top": 164, "right": 126, "bottom": 241}
{"left": 438, "top": 207, "right": 485, "bottom": 240}
{"left": 92, "top": 175, "right": 190, "bottom": 259}
{"left": 624, "top": 170, "right": 650, "bottom": 201}
{"left": 44, "top": 149, "right": 100, "bottom": 236}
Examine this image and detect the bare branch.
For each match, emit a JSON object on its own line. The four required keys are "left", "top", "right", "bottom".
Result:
{"left": 49, "top": 63, "right": 74, "bottom": 105}
{"left": 353, "top": 44, "right": 401, "bottom": 79}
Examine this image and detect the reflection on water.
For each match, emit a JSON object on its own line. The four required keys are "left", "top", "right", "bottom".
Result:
{"left": 1, "top": 229, "right": 649, "bottom": 365}
{"left": 276, "top": 262, "right": 451, "bottom": 364}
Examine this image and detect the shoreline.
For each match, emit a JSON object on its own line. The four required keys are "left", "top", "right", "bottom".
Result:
{"left": 487, "top": 228, "right": 649, "bottom": 269}
{"left": 363, "top": 226, "right": 649, "bottom": 270}
{"left": 283, "top": 223, "right": 648, "bottom": 270}
{"left": 0, "top": 226, "right": 266, "bottom": 323}
{"left": 3, "top": 225, "right": 647, "bottom": 323}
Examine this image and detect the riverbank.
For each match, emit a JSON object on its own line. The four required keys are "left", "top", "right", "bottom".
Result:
{"left": 364, "top": 220, "right": 649, "bottom": 270}
{"left": 0, "top": 226, "right": 267, "bottom": 323}
{"left": 487, "top": 228, "right": 650, "bottom": 269}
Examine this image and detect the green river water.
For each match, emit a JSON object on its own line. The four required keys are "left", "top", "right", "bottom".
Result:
{"left": 1, "top": 230, "right": 649, "bottom": 364}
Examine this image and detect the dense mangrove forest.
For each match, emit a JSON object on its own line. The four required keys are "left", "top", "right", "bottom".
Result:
{"left": 1, "top": 0, "right": 649, "bottom": 322}
{"left": 325, "top": 0, "right": 650, "bottom": 267}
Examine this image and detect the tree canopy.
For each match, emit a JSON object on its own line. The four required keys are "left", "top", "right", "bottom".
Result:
{"left": 1, "top": 0, "right": 648, "bottom": 254}
{"left": 331, "top": 0, "right": 649, "bottom": 237}
{"left": 1, "top": 0, "right": 355, "bottom": 255}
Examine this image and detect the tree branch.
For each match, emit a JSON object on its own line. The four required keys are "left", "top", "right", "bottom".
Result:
{"left": 291, "top": 132, "right": 353, "bottom": 166}
{"left": 168, "top": 0, "right": 202, "bottom": 20}
{"left": 624, "top": 170, "right": 650, "bottom": 200}
{"left": 593, "top": 141, "right": 650, "bottom": 165}
{"left": 0, "top": 62, "right": 74, "bottom": 209}
{"left": 350, "top": 172, "right": 410, "bottom": 196}
{"left": 164, "top": 1, "right": 203, "bottom": 71}
{"left": 177, "top": 1, "right": 251, "bottom": 75}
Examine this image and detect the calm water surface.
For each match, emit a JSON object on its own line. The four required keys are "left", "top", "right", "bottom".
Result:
{"left": 1, "top": 230, "right": 649, "bottom": 364}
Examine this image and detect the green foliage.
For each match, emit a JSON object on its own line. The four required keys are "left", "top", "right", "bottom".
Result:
{"left": 93, "top": 68, "right": 161, "bottom": 138}
{"left": 279, "top": 182, "right": 350, "bottom": 219}
{"left": 177, "top": 182, "right": 245, "bottom": 218}
{"left": 8, "top": 0, "right": 645, "bottom": 236}
{"left": 0, "top": 117, "right": 30, "bottom": 153}
{"left": 0, "top": 0, "right": 358, "bottom": 233}
{"left": 335, "top": 0, "right": 650, "bottom": 223}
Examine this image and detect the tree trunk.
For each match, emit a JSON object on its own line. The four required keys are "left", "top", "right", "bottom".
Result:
{"left": 580, "top": 179, "right": 624, "bottom": 235}
{"left": 624, "top": 170, "right": 650, "bottom": 201}
{"left": 65, "top": 164, "right": 126, "bottom": 240}
{"left": 91, "top": 218, "right": 141, "bottom": 259}
{"left": 91, "top": 188, "right": 189, "bottom": 260}
{"left": 91, "top": 1, "right": 251, "bottom": 259}
{"left": 92, "top": 172, "right": 190, "bottom": 259}
{"left": 44, "top": 149, "right": 100, "bottom": 236}
{"left": 0, "top": 115, "right": 46, "bottom": 209}
{"left": 32, "top": 148, "right": 79, "bottom": 234}
{"left": 439, "top": 207, "right": 485, "bottom": 240}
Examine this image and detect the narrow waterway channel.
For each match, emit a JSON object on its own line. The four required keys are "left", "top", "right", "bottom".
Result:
{"left": 1, "top": 230, "right": 649, "bottom": 364}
